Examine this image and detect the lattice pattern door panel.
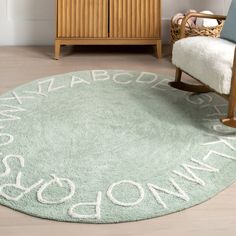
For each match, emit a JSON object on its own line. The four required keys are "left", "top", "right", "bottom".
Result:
{"left": 57, "top": 0, "right": 108, "bottom": 38}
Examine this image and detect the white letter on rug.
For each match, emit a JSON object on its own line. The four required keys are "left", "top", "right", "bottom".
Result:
{"left": 0, "top": 172, "right": 43, "bottom": 201}
{"left": 0, "top": 127, "right": 14, "bottom": 147}
{"left": 0, "top": 92, "right": 34, "bottom": 105}
{"left": 92, "top": 70, "right": 110, "bottom": 81}
{"left": 112, "top": 73, "right": 133, "bottom": 84}
{"left": 37, "top": 174, "right": 75, "bottom": 204}
{"left": 71, "top": 76, "right": 90, "bottom": 88}
{"left": 148, "top": 178, "right": 190, "bottom": 209}
{"left": 68, "top": 192, "right": 102, "bottom": 219}
{"left": 206, "top": 105, "right": 227, "bottom": 118}
{"left": 24, "top": 78, "right": 65, "bottom": 97}
{"left": 173, "top": 159, "right": 219, "bottom": 186}
{"left": 203, "top": 150, "right": 236, "bottom": 161}
{"left": 107, "top": 180, "right": 144, "bottom": 207}
{"left": 0, "top": 154, "right": 24, "bottom": 177}
{"left": 213, "top": 124, "right": 236, "bottom": 134}
{"left": 185, "top": 94, "right": 212, "bottom": 105}
{"left": 136, "top": 72, "right": 158, "bottom": 84}
{"left": 151, "top": 79, "right": 172, "bottom": 90}
{"left": 202, "top": 135, "right": 236, "bottom": 151}
{"left": 42, "top": 78, "right": 65, "bottom": 92}
{"left": 0, "top": 105, "right": 25, "bottom": 122}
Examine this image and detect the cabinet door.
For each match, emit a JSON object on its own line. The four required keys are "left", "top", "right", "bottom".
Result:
{"left": 57, "top": 0, "right": 108, "bottom": 38}
{"left": 109, "top": 0, "right": 161, "bottom": 38}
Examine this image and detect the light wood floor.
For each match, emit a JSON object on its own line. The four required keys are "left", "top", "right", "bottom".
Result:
{"left": 0, "top": 46, "right": 236, "bottom": 236}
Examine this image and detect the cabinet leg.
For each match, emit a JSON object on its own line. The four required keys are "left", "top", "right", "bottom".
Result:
{"left": 54, "top": 40, "right": 61, "bottom": 60}
{"left": 156, "top": 40, "right": 162, "bottom": 59}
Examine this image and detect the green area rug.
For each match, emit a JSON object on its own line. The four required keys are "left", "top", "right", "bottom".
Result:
{"left": 0, "top": 70, "right": 236, "bottom": 223}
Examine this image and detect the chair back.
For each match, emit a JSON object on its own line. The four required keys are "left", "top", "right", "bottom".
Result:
{"left": 221, "top": 0, "right": 236, "bottom": 43}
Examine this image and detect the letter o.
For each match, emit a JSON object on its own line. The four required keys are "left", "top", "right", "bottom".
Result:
{"left": 107, "top": 180, "right": 144, "bottom": 207}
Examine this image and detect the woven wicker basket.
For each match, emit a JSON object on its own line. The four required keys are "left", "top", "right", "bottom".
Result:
{"left": 171, "top": 19, "right": 224, "bottom": 44}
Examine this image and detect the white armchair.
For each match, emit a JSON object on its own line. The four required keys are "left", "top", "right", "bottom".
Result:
{"left": 170, "top": 1, "right": 236, "bottom": 128}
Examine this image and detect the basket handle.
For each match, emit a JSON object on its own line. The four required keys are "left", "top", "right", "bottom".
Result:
{"left": 180, "top": 13, "right": 226, "bottom": 39}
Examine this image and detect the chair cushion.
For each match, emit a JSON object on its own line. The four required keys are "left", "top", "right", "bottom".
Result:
{"left": 172, "top": 36, "right": 235, "bottom": 94}
{"left": 221, "top": 0, "right": 236, "bottom": 43}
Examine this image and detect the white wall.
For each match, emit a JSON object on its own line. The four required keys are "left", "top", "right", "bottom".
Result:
{"left": 0, "top": 0, "right": 231, "bottom": 45}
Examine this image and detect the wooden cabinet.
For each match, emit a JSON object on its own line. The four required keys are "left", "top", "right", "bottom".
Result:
{"left": 57, "top": 0, "right": 108, "bottom": 38}
{"left": 109, "top": 0, "right": 160, "bottom": 39}
{"left": 55, "top": 0, "right": 162, "bottom": 59}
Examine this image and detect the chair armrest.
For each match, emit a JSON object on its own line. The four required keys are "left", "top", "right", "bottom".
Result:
{"left": 180, "top": 13, "right": 226, "bottom": 39}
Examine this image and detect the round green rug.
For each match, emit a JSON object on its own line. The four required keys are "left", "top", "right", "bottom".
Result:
{"left": 0, "top": 70, "right": 236, "bottom": 223}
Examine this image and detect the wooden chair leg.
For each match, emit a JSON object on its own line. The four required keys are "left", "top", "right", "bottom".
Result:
{"left": 169, "top": 68, "right": 212, "bottom": 93}
{"left": 221, "top": 47, "right": 236, "bottom": 128}
{"left": 221, "top": 97, "right": 236, "bottom": 128}
{"left": 175, "top": 67, "right": 182, "bottom": 82}
{"left": 220, "top": 84, "right": 236, "bottom": 128}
